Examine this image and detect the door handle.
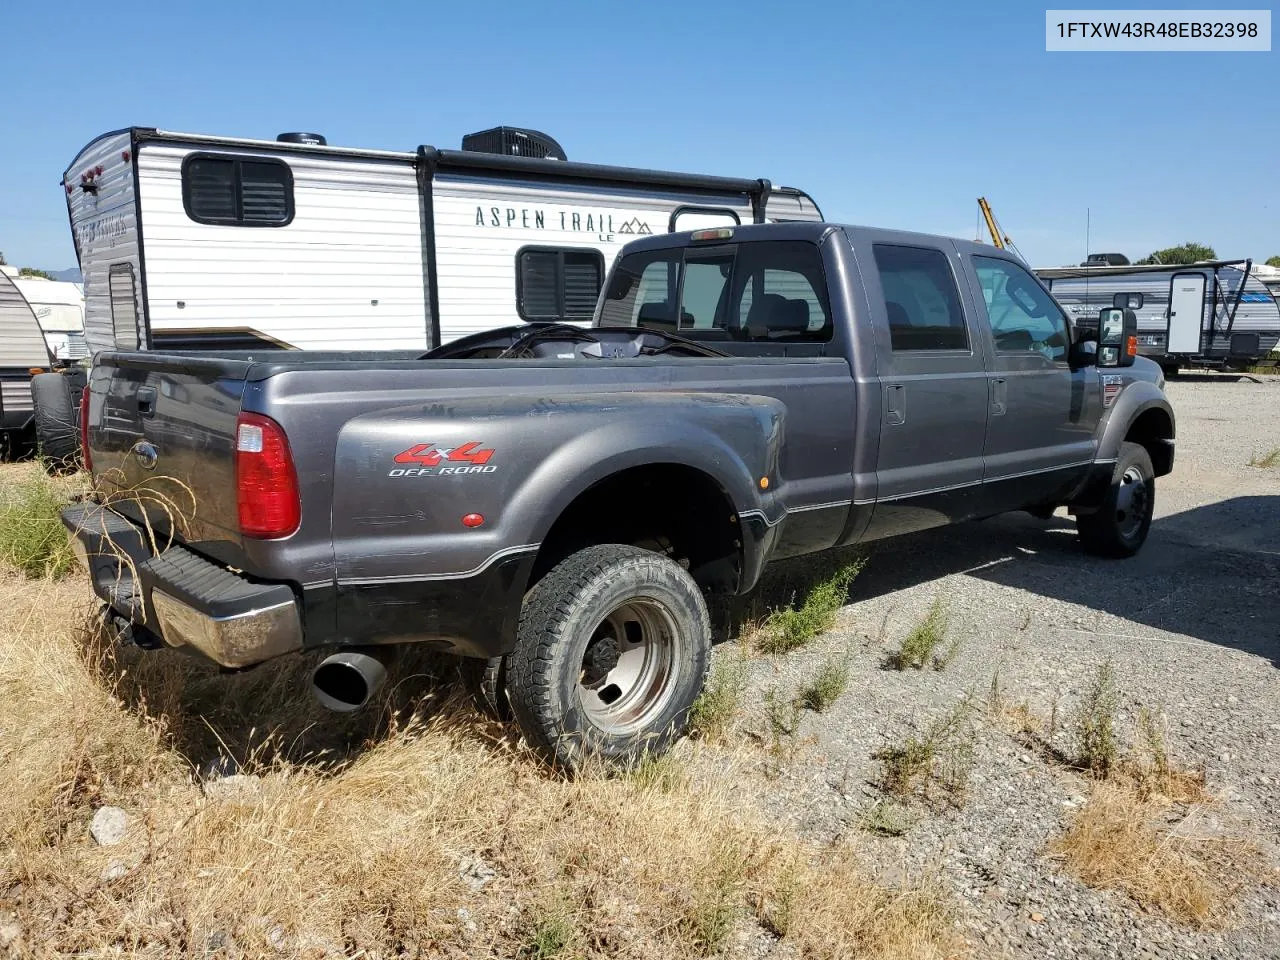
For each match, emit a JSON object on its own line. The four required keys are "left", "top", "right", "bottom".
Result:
{"left": 885, "top": 384, "right": 906, "bottom": 425}
{"left": 990, "top": 378, "right": 1007, "bottom": 416}
{"left": 136, "top": 386, "right": 157, "bottom": 418}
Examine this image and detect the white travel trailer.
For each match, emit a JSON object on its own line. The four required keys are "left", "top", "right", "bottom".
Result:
{"left": 9, "top": 274, "right": 87, "bottom": 362}
{"left": 1036, "top": 260, "right": 1280, "bottom": 371}
{"left": 64, "top": 125, "right": 823, "bottom": 354}
{"left": 0, "top": 267, "right": 55, "bottom": 455}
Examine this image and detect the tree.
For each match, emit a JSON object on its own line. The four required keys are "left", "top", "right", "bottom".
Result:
{"left": 1136, "top": 242, "right": 1217, "bottom": 266}
{"left": 18, "top": 267, "right": 53, "bottom": 280}
{"left": 0, "top": 251, "right": 6, "bottom": 265}
{"left": 1266, "top": 256, "right": 1280, "bottom": 268}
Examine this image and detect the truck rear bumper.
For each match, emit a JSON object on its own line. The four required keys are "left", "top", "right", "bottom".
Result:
{"left": 61, "top": 502, "right": 303, "bottom": 669}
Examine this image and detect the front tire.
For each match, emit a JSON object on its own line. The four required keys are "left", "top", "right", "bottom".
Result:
{"left": 1076, "top": 442, "right": 1154, "bottom": 558}
{"left": 506, "top": 544, "right": 711, "bottom": 770}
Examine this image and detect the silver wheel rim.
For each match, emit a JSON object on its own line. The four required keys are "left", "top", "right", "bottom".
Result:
{"left": 578, "top": 597, "right": 680, "bottom": 736}
{"left": 1114, "top": 465, "right": 1149, "bottom": 541}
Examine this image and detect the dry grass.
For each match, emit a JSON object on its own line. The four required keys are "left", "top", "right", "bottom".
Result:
{"left": 1247, "top": 447, "right": 1280, "bottom": 469}
{"left": 998, "top": 664, "right": 1253, "bottom": 929}
{"left": 1054, "top": 707, "right": 1226, "bottom": 927}
{"left": 1049, "top": 783, "right": 1252, "bottom": 928}
{"left": 688, "top": 647, "right": 750, "bottom": 743}
{"left": 0, "top": 524, "right": 963, "bottom": 957}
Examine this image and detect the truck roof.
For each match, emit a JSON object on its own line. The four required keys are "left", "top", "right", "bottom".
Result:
{"left": 619, "top": 221, "right": 1019, "bottom": 257}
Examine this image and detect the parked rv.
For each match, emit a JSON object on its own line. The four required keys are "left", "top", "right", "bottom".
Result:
{"left": 0, "top": 267, "right": 55, "bottom": 458}
{"left": 63, "top": 125, "right": 822, "bottom": 356}
{"left": 8, "top": 273, "right": 87, "bottom": 362}
{"left": 1036, "top": 260, "right": 1280, "bottom": 372}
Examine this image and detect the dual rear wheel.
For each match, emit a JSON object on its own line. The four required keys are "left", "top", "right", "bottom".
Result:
{"left": 480, "top": 544, "right": 711, "bottom": 770}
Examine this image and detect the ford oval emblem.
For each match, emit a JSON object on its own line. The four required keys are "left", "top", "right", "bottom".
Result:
{"left": 132, "top": 440, "right": 159, "bottom": 471}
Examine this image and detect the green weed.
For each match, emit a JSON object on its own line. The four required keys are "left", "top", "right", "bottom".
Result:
{"left": 798, "top": 655, "right": 851, "bottom": 713}
{"left": 756, "top": 560, "right": 864, "bottom": 655}
{"left": 0, "top": 470, "right": 76, "bottom": 578}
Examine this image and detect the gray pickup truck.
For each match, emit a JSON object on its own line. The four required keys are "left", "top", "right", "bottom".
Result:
{"left": 64, "top": 222, "right": 1174, "bottom": 767}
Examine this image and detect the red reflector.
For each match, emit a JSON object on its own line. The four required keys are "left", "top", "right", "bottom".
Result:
{"left": 235, "top": 412, "right": 300, "bottom": 539}
{"left": 79, "top": 387, "right": 92, "bottom": 472}
{"left": 462, "top": 513, "right": 485, "bottom": 528}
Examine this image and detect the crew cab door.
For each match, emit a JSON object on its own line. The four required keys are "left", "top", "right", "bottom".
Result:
{"left": 852, "top": 234, "right": 992, "bottom": 537}
{"left": 964, "top": 254, "right": 1099, "bottom": 508}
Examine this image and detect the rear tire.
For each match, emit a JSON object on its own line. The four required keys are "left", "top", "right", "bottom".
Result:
{"left": 505, "top": 544, "right": 711, "bottom": 770}
{"left": 1076, "top": 442, "right": 1154, "bottom": 558}
{"left": 471, "top": 656, "right": 511, "bottom": 722}
{"left": 31, "top": 373, "right": 78, "bottom": 473}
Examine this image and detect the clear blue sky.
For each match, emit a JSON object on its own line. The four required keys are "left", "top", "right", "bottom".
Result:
{"left": 1, "top": 0, "right": 1275, "bottom": 270}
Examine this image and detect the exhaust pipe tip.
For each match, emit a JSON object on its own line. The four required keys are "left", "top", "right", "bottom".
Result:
{"left": 312, "top": 649, "right": 389, "bottom": 712}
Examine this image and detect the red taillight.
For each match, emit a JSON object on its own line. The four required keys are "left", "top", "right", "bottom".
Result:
{"left": 79, "top": 387, "right": 92, "bottom": 472}
{"left": 235, "top": 412, "right": 300, "bottom": 539}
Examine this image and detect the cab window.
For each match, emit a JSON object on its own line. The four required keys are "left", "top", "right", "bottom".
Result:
{"left": 973, "top": 256, "right": 1070, "bottom": 362}
{"left": 599, "top": 241, "right": 831, "bottom": 342}
{"left": 871, "top": 243, "right": 968, "bottom": 351}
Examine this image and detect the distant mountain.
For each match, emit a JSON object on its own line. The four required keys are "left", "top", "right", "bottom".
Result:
{"left": 48, "top": 267, "right": 82, "bottom": 283}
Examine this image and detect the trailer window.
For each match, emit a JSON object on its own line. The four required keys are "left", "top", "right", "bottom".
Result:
{"left": 182, "top": 154, "right": 293, "bottom": 226}
{"left": 516, "top": 248, "right": 605, "bottom": 322}
{"left": 108, "top": 263, "right": 140, "bottom": 349}
{"left": 872, "top": 244, "right": 968, "bottom": 351}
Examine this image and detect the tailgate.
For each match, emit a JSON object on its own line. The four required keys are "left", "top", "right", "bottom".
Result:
{"left": 87, "top": 353, "right": 251, "bottom": 545}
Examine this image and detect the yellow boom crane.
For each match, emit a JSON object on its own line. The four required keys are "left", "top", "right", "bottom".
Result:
{"left": 976, "top": 197, "right": 1024, "bottom": 260}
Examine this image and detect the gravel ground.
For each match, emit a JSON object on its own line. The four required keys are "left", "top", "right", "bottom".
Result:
{"left": 709, "top": 374, "right": 1280, "bottom": 959}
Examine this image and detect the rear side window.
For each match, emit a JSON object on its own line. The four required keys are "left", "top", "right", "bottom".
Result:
{"left": 516, "top": 247, "right": 605, "bottom": 322}
{"left": 872, "top": 244, "right": 968, "bottom": 351}
{"left": 109, "top": 263, "right": 140, "bottom": 349}
{"left": 182, "top": 154, "right": 293, "bottom": 226}
{"left": 599, "top": 240, "right": 832, "bottom": 342}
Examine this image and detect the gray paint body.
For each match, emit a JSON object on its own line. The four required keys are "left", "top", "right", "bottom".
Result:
{"left": 81, "top": 222, "right": 1173, "bottom": 665}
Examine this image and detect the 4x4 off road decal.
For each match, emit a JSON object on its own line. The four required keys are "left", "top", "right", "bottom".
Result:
{"left": 389, "top": 442, "right": 497, "bottom": 477}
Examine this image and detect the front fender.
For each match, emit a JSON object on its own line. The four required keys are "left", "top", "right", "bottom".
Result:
{"left": 1096, "top": 380, "right": 1175, "bottom": 463}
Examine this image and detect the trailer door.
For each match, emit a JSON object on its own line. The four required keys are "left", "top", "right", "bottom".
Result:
{"left": 1168, "top": 273, "right": 1206, "bottom": 354}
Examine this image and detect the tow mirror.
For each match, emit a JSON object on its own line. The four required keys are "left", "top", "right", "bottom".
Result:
{"left": 1096, "top": 307, "right": 1138, "bottom": 368}
{"left": 1069, "top": 338, "right": 1097, "bottom": 367}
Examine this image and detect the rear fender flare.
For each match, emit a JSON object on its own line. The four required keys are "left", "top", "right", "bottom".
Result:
{"left": 506, "top": 396, "right": 786, "bottom": 586}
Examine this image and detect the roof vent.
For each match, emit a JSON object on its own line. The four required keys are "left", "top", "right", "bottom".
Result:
{"left": 276, "top": 132, "right": 327, "bottom": 146}
{"left": 461, "top": 126, "right": 566, "bottom": 161}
